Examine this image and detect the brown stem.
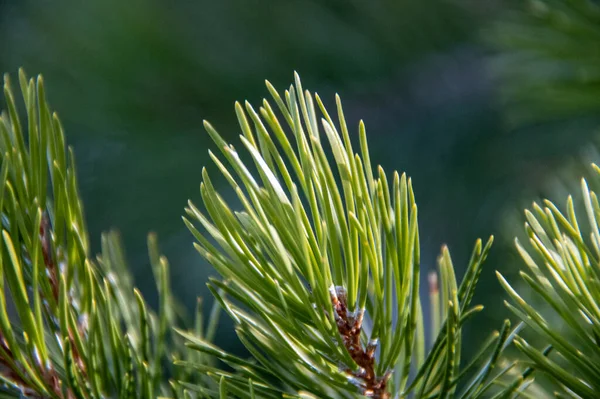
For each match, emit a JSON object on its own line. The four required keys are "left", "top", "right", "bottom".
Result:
{"left": 330, "top": 287, "right": 390, "bottom": 399}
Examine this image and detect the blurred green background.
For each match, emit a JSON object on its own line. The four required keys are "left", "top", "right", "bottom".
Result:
{"left": 2, "top": 0, "right": 599, "bottom": 354}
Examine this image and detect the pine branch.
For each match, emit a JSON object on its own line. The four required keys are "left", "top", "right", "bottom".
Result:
{"left": 0, "top": 70, "right": 217, "bottom": 398}
{"left": 179, "top": 73, "right": 525, "bottom": 398}
{"left": 498, "top": 161, "right": 600, "bottom": 398}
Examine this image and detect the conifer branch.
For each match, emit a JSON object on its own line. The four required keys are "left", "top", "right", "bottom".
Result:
{"left": 499, "top": 162, "right": 600, "bottom": 398}
{"left": 0, "top": 69, "right": 217, "bottom": 398}
{"left": 180, "top": 73, "right": 525, "bottom": 398}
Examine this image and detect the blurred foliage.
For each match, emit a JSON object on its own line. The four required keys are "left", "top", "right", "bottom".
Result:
{"left": 0, "top": 0, "right": 472, "bottom": 133}
{"left": 488, "top": 0, "right": 600, "bottom": 127}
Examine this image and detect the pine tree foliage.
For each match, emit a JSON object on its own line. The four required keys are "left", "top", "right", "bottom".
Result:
{"left": 179, "top": 74, "right": 529, "bottom": 398}
{"left": 498, "top": 163, "right": 600, "bottom": 398}
{"left": 0, "top": 68, "right": 577, "bottom": 399}
{"left": 490, "top": 2, "right": 600, "bottom": 392}
{"left": 0, "top": 70, "right": 220, "bottom": 398}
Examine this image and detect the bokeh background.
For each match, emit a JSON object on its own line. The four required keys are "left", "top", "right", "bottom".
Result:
{"left": 1, "top": 0, "right": 599, "bottom": 355}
